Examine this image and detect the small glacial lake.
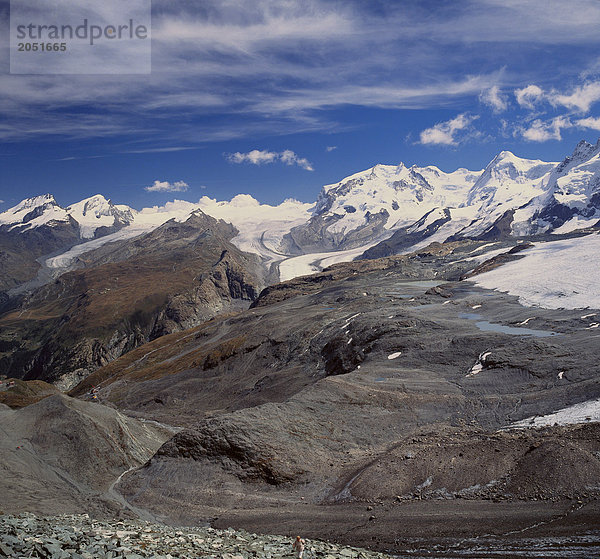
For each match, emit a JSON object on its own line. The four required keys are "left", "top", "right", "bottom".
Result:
{"left": 459, "top": 313, "right": 558, "bottom": 337}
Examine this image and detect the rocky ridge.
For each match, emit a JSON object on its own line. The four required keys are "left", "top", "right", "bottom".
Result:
{"left": 0, "top": 211, "right": 264, "bottom": 389}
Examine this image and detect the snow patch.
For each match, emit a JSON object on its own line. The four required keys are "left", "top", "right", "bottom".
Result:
{"left": 473, "top": 234, "right": 600, "bottom": 310}
{"left": 509, "top": 398, "right": 600, "bottom": 428}
{"left": 466, "top": 351, "right": 491, "bottom": 377}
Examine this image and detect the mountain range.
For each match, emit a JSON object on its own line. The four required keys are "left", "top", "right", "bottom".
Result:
{"left": 1, "top": 140, "right": 600, "bottom": 553}
{"left": 1, "top": 139, "right": 599, "bottom": 387}
{"left": 2, "top": 139, "right": 599, "bottom": 290}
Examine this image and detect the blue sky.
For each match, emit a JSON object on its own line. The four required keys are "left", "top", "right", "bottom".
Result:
{"left": 2, "top": 0, "right": 600, "bottom": 209}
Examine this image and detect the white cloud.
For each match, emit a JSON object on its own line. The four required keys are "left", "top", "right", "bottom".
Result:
{"left": 575, "top": 116, "right": 600, "bottom": 130}
{"left": 550, "top": 82, "right": 600, "bottom": 113}
{"left": 227, "top": 149, "right": 279, "bottom": 165}
{"left": 326, "top": 146, "right": 337, "bottom": 152}
{"left": 515, "top": 81, "right": 600, "bottom": 114}
{"left": 480, "top": 85, "right": 508, "bottom": 112}
{"left": 515, "top": 84, "right": 545, "bottom": 109}
{"left": 418, "top": 113, "right": 479, "bottom": 146}
{"left": 280, "top": 149, "right": 314, "bottom": 171}
{"left": 226, "top": 149, "right": 313, "bottom": 171}
{"left": 145, "top": 180, "right": 190, "bottom": 192}
{"left": 519, "top": 116, "right": 571, "bottom": 142}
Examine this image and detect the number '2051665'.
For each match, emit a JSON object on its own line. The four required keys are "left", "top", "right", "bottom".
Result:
{"left": 17, "top": 43, "right": 67, "bottom": 52}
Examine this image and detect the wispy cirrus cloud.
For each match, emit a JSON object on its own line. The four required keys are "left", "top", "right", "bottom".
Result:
{"left": 480, "top": 86, "right": 508, "bottom": 113}
{"left": 418, "top": 113, "right": 479, "bottom": 146}
{"left": 2, "top": 0, "right": 600, "bottom": 148}
{"left": 145, "top": 180, "right": 189, "bottom": 192}
{"left": 576, "top": 116, "right": 600, "bottom": 131}
{"left": 226, "top": 149, "right": 313, "bottom": 170}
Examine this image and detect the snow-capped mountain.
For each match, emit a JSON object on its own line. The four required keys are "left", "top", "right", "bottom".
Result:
{"left": 0, "top": 194, "right": 71, "bottom": 230}
{"left": 280, "top": 162, "right": 482, "bottom": 255}
{"left": 456, "top": 151, "right": 558, "bottom": 239}
{"left": 512, "top": 139, "right": 600, "bottom": 235}
{"left": 2, "top": 139, "right": 600, "bottom": 291}
{"left": 316, "top": 162, "right": 481, "bottom": 230}
{"left": 359, "top": 141, "right": 600, "bottom": 259}
{"left": 66, "top": 195, "right": 135, "bottom": 239}
{"left": 0, "top": 194, "right": 137, "bottom": 292}
{"left": 0, "top": 193, "right": 135, "bottom": 239}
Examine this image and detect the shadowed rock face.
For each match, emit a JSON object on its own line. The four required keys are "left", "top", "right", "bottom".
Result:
{"left": 0, "top": 218, "right": 81, "bottom": 292}
{"left": 281, "top": 209, "right": 391, "bottom": 254}
{"left": 359, "top": 209, "right": 452, "bottom": 259}
{"left": 0, "top": 212, "right": 264, "bottom": 389}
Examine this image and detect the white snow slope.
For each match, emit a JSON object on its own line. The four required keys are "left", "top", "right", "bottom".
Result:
{"left": 509, "top": 398, "right": 600, "bottom": 428}
{"left": 196, "top": 195, "right": 314, "bottom": 267}
{"left": 473, "top": 233, "right": 600, "bottom": 310}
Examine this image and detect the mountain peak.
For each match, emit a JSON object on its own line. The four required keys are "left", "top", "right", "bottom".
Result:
{"left": 368, "top": 163, "right": 387, "bottom": 178}
{"left": 495, "top": 150, "right": 517, "bottom": 160}
{"left": 0, "top": 194, "right": 65, "bottom": 228}
{"left": 12, "top": 193, "right": 57, "bottom": 211}
{"left": 571, "top": 139, "right": 599, "bottom": 160}
{"left": 488, "top": 150, "right": 534, "bottom": 169}
{"left": 480, "top": 150, "right": 555, "bottom": 182}
{"left": 67, "top": 195, "right": 134, "bottom": 238}
{"left": 556, "top": 138, "right": 600, "bottom": 174}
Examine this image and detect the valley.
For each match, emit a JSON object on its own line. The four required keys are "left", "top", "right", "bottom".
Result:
{"left": 1, "top": 140, "right": 600, "bottom": 556}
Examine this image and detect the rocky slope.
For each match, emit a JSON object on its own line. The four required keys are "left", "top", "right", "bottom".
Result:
{"left": 0, "top": 394, "right": 173, "bottom": 518}
{"left": 0, "top": 243, "right": 599, "bottom": 552}
{"left": 55, "top": 245, "right": 600, "bottom": 526}
{"left": 0, "top": 211, "right": 264, "bottom": 389}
